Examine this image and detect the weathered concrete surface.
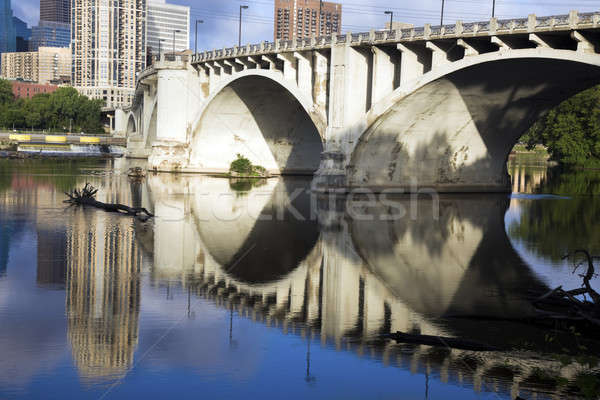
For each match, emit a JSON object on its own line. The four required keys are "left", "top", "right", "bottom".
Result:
{"left": 350, "top": 56, "right": 600, "bottom": 192}
{"left": 188, "top": 76, "right": 324, "bottom": 175}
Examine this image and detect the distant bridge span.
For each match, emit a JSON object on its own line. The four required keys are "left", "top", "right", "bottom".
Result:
{"left": 118, "top": 10, "right": 600, "bottom": 192}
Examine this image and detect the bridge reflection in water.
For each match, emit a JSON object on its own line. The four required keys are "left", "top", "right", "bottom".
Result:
{"left": 59, "top": 173, "right": 589, "bottom": 398}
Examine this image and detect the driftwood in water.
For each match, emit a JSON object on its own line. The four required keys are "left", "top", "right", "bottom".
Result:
{"left": 383, "top": 331, "right": 499, "bottom": 352}
{"left": 533, "top": 250, "right": 600, "bottom": 327}
{"left": 64, "top": 183, "right": 154, "bottom": 219}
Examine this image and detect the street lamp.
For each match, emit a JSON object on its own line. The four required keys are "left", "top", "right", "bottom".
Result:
{"left": 384, "top": 11, "right": 393, "bottom": 33}
{"left": 172, "top": 29, "right": 181, "bottom": 58}
{"left": 440, "top": 0, "right": 445, "bottom": 26}
{"left": 158, "top": 39, "right": 164, "bottom": 60}
{"left": 239, "top": 5, "right": 248, "bottom": 47}
{"left": 195, "top": 19, "right": 204, "bottom": 55}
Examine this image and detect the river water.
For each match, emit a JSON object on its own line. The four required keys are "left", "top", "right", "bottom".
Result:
{"left": 0, "top": 157, "right": 599, "bottom": 399}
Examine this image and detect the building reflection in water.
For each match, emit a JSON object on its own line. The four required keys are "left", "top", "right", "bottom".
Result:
{"left": 65, "top": 179, "right": 143, "bottom": 382}
{"left": 508, "top": 156, "right": 548, "bottom": 194}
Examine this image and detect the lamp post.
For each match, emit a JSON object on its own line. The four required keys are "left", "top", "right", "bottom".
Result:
{"left": 195, "top": 19, "right": 204, "bottom": 55}
{"left": 239, "top": 5, "right": 248, "bottom": 47}
{"left": 158, "top": 39, "right": 164, "bottom": 60}
{"left": 440, "top": 0, "right": 445, "bottom": 25}
{"left": 172, "top": 29, "right": 181, "bottom": 58}
{"left": 492, "top": 0, "right": 496, "bottom": 18}
{"left": 384, "top": 11, "right": 393, "bottom": 33}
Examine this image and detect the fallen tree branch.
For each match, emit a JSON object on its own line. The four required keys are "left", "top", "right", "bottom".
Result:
{"left": 383, "top": 331, "right": 500, "bottom": 352}
{"left": 65, "top": 183, "right": 154, "bottom": 220}
{"left": 531, "top": 250, "right": 600, "bottom": 328}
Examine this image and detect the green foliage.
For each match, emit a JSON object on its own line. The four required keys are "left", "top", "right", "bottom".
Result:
{"left": 0, "top": 80, "right": 105, "bottom": 133}
{"left": 0, "top": 79, "right": 14, "bottom": 105}
{"left": 524, "top": 86, "right": 600, "bottom": 167}
{"left": 229, "top": 154, "right": 268, "bottom": 177}
{"left": 230, "top": 154, "right": 253, "bottom": 175}
{"left": 574, "top": 373, "right": 600, "bottom": 399}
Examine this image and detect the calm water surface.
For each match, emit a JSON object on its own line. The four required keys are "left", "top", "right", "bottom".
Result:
{"left": 0, "top": 157, "right": 599, "bottom": 399}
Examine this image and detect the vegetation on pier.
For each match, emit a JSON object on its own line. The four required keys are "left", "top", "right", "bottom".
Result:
{"left": 0, "top": 79, "right": 104, "bottom": 134}
{"left": 229, "top": 154, "right": 268, "bottom": 177}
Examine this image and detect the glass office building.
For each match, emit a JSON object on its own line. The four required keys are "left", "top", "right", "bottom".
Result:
{"left": 30, "top": 20, "right": 70, "bottom": 51}
{"left": 0, "top": 0, "right": 16, "bottom": 67}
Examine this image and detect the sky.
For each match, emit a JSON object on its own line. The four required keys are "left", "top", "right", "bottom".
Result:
{"left": 11, "top": 0, "right": 600, "bottom": 52}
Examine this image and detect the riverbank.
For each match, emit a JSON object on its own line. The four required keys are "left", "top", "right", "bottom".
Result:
{"left": 0, "top": 138, "right": 125, "bottom": 158}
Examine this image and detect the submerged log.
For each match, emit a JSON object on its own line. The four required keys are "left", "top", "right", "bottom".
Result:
{"left": 383, "top": 331, "right": 500, "bottom": 352}
{"left": 65, "top": 183, "right": 154, "bottom": 220}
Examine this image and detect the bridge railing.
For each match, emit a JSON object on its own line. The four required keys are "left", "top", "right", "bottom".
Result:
{"left": 190, "top": 10, "right": 600, "bottom": 64}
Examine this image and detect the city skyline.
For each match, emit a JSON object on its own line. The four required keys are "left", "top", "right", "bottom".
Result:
{"left": 9, "top": 0, "right": 600, "bottom": 54}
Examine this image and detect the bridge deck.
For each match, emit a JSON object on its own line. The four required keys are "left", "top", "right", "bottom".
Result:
{"left": 191, "top": 11, "right": 600, "bottom": 63}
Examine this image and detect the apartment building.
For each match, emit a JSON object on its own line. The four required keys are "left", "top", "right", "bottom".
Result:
{"left": 274, "top": 0, "right": 341, "bottom": 41}
{"left": 1, "top": 47, "right": 71, "bottom": 84}
{"left": 72, "top": 0, "right": 147, "bottom": 108}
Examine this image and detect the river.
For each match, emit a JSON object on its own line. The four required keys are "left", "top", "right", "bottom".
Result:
{"left": 0, "top": 156, "right": 598, "bottom": 399}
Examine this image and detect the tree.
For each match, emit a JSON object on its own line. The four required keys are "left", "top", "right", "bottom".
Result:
{"left": 0, "top": 84, "right": 105, "bottom": 133}
{"left": 525, "top": 86, "right": 600, "bottom": 167}
{"left": 0, "top": 79, "right": 14, "bottom": 105}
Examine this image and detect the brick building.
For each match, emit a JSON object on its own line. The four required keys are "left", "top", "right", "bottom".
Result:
{"left": 11, "top": 81, "right": 59, "bottom": 99}
{"left": 274, "top": 0, "right": 341, "bottom": 41}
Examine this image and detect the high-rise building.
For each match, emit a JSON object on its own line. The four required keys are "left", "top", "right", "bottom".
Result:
{"left": 72, "top": 0, "right": 147, "bottom": 108}
{"left": 0, "top": 0, "right": 16, "bottom": 68}
{"left": 13, "top": 17, "right": 32, "bottom": 52}
{"left": 40, "top": 0, "right": 70, "bottom": 24}
{"left": 274, "top": 0, "right": 341, "bottom": 41}
{"left": 30, "top": 0, "right": 71, "bottom": 52}
{"left": 147, "top": 0, "right": 190, "bottom": 58}
{"left": 29, "top": 20, "right": 70, "bottom": 51}
{"left": 1, "top": 47, "right": 71, "bottom": 84}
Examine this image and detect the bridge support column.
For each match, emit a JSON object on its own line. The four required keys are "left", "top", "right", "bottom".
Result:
{"left": 426, "top": 41, "right": 450, "bottom": 69}
{"left": 148, "top": 67, "right": 198, "bottom": 171}
{"left": 313, "top": 50, "right": 329, "bottom": 121}
{"left": 236, "top": 57, "right": 256, "bottom": 70}
{"left": 205, "top": 62, "right": 221, "bottom": 89}
{"left": 277, "top": 53, "right": 297, "bottom": 82}
{"left": 295, "top": 51, "right": 313, "bottom": 100}
{"left": 198, "top": 66, "right": 210, "bottom": 98}
{"left": 397, "top": 43, "right": 429, "bottom": 86}
{"left": 572, "top": 31, "right": 595, "bottom": 53}
{"left": 371, "top": 46, "right": 398, "bottom": 104}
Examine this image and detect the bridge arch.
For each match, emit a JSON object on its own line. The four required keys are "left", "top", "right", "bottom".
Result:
{"left": 188, "top": 70, "right": 325, "bottom": 176}
{"left": 350, "top": 49, "right": 600, "bottom": 192}
{"left": 126, "top": 113, "right": 137, "bottom": 135}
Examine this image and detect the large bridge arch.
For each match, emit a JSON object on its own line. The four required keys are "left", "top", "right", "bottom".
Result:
{"left": 350, "top": 49, "right": 600, "bottom": 192}
{"left": 188, "top": 70, "right": 325, "bottom": 175}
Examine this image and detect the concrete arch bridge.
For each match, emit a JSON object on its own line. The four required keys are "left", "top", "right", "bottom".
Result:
{"left": 118, "top": 10, "right": 600, "bottom": 192}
